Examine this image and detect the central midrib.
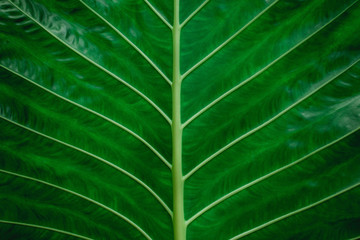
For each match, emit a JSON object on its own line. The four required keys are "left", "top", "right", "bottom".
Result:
{"left": 171, "top": 0, "right": 186, "bottom": 239}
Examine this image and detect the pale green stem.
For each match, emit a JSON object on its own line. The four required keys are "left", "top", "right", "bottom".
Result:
{"left": 172, "top": 0, "right": 186, "bottom": 239}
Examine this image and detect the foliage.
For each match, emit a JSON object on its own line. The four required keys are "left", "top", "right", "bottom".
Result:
{"left": 1, "top": 0, "right": 360, "bottom": 239}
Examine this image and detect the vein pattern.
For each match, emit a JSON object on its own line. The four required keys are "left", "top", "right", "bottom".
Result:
{"left": 181, "top": 0, "right": 279, "bottom": 79}
{"left": 186, "top": 126, "right": 360, "bottom": 224}
{"left": 0, "top": 115, "right": 172, "bottom": 217}
{"left": 184, "top": 58, "right": 360, "bottom": 180}
{"left": 144, "top": 0, "right": 173, "bottom": 29}
{"left": 0, "top": 220, "right": 92, "bottom": 240}
{"left": 80, "top": 0, "right": 172, "bottom": 85}
{"left": 180, "top": 0, "right": 210, "bottom": 28}
{"left": 0, "top": 169, "right": 152, "bottom": 240}
{"left": 0, "top": 64, "right": 171, "bottom": 169}
{"left": 182, "top": 0, "right": 359, "bottom": 127}
{"left": 230, "top": 183, "right": 360, "bottom": 239}
{"left": 7, "top": 0, "right": 171, "bottom": 124}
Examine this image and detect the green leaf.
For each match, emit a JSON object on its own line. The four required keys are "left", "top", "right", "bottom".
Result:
{"left": 1, "top": 0, "right": 360, "bottom": 239}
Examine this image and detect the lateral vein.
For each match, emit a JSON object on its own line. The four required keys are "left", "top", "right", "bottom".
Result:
{"left": 0, "top": 169, "right": 151, "bottom": 240}
{"left": 186, "top": 126, "right": 360, "bottom": 225}
{"left": 80, "top": 0, "right": 172, "bottom": 85}
{"left": 181, "top": 0, "right": 279, "bottom": 79}
{"left": 143, "top": 0, "right": 173, "bottom": 30}
{"left": 0, "top": 219, "right": 92, "bottom": 240}
{"left": 347, "top": 236, "right": 360, "bottom": 240}
{"left": 180, "top": 0, "right": 210, "bottom": 28}
{"left": 184, "top": 58, "right": 360, "bottom": 180}
{"left": 0, "top": 64, "right": 171, "bottom": 170}
{"left": 7, "top": 0, "right": 171, "bottom": 125}
{"left": 230, "top": 183, "right": 360, "bottom": 239}
{"left": 0, "top": 115, "right": 172, "bottom": 217}
{"left": 182, "top": 0, "right": 359, "bottom": 128}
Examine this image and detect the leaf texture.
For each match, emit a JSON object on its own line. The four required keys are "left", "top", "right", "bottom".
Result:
{"left": 1, "top": 0, "right": 360, "bottom": 239}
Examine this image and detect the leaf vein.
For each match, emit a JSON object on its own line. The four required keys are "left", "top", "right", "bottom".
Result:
{"left": 0, "top": 219, "right": 93, "bottom": 240}
{"left": 181, "top": 0, "right": 279, "bottom": 80}
{"left": 186, "top": 126, "right": 360, "bottom": 225}
{"left": 180, "top": 0, "right": 210, "bottom": 28}
{"left": 0, "top": 64, "right": 171, "bottom": 169}
{"left": 230, "top": 183, "right": 360, "bottom": 239}
{"left": 0, "top": 115, "right": 172, "bottom": 217}
{"left": 348, "top": 236, "right": 360, "bottom": 240}
{"left": 80, "top": 0, "right": 172, "bottom": 85}
{"left": 182, "top": 0, "right": 359, "bottom": 127}
{"left": 0, "top": 169, "right": 151, "bottom": 240}
{"left": 143, "top": 0, "right": 173, "bottom": 30}
{"left": 7, "top": 0, "right": 171, "bottom": 125}
{"left": 184, "top": 58, "right": 360, "bottom": 180}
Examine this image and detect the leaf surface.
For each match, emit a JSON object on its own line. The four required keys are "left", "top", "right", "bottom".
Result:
{"left": 1, "top": 0, "right": 360, "bottom": 239}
